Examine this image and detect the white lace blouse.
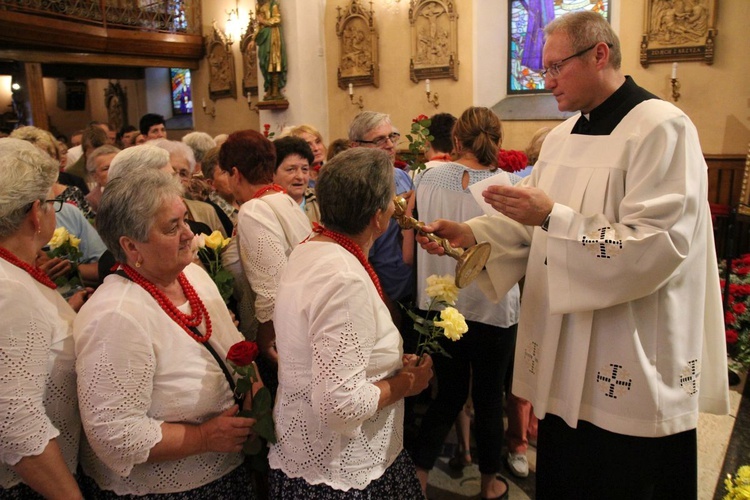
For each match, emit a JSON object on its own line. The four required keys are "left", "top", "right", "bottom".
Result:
{"left": 0, "top": 260, "right": 80, "bottom": 489}
{"left": 236, "top": 192, "right": 311, "bottom": 323}
{"left": 73, "top": 263, "right": 245, "bottom": 495}
{"left": 269, "top": 242, "right": 404, "bottom": 491}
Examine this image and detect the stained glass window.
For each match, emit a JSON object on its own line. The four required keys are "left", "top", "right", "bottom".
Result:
{"left": 508, "top": 0, "right": 610, "bottom": 94}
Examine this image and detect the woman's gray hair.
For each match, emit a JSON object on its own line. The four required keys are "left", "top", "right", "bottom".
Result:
{"left": 153, "top": 139, "right": 196, "bottom": 174}
{"left": 0, "top": 138, "right": 59, "bottom": 238}
{"left": 544, "top": 10, "right": 621, "bottom": 69}
{"left": 97, "top": 168, "right": 184, "bottom": 262}
{"left": 316, "top": 148, "right": 394, "bottom": 235}
{"left": 348, "top": 111, "right": 391, "bottom": 143}
{"left": 108, "top": 144, "right": 171, "bottom": 182}
{"left": 86, "top": 145, "right": 121, "bottom": 174}
{"left": 182, "top": 132, "right": 216, "bottom": 164}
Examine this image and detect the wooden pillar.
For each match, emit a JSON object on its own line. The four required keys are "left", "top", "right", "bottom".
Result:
{"left": 23, "top": 62, "right": 48, "bottom": 130}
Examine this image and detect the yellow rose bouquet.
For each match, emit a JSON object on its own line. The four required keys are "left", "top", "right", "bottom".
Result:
{"left": 725, "top": 465, "right": 750, "bottom": 499}
{"left": 46, "top": 227, "right": 83, "bottom": 291}
{"left": 193, "top": 231, "right": 234, "bottom": 303}
{"left": 404, "top": 274, "right": 469, "bottom": 361}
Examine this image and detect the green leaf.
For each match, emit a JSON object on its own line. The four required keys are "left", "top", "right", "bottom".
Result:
{"left": 236, "top": 377, "right": 253, "bottom": 395}
{"left": 254, "top": 414, "right": 277, "bottom": 443}
{"left": 243, "top": 436, "right": 262, "bottom": 455}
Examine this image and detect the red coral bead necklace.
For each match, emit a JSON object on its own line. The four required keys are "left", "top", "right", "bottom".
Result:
{"left": 121, "top": 264, "right": 212, "bottom": 343}
{"left": 312, "top": 223, "right": 385, "bottom": 302}
{"left": 0, "top": 246, "right": 57, "bottom": 289}
{"left": 252, "top": 184, "right": 286, "bottom": 200}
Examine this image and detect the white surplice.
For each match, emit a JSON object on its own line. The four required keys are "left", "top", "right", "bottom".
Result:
{"left": 467, "top": 99, "right": 729, "bottom": 438}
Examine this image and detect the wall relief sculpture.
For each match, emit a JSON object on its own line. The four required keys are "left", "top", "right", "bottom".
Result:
{"left": 205, "top": 21, "right": 237, "bottom": 100}
{"left": 409, "top": 0, "right": 458, "bottom": 83}
{"left": 337, "top": 0, "right": 379, "bottom": 90}
{"left": 104, "top": 81, "right": 127, "bottom": 133}
{"left": 240, "top": 10, "right": 259, "bottom": 99}
{"left": 640, "top": 0, "right": 717, "bottom": 67}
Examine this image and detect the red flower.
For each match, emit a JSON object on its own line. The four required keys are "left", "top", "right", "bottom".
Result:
{"left": 226, "top": 340, "right": 259, "bottom": 367}
{"left": 725, "top": 311, "right": 737, "bottom": 325}
{"left": 734, "top": 302, "right": 747, "bottom": 315}
{"left": 412, "top": 114, "right": 429, "bottom": 123}
{"left": 497, "top": 149, "right": 528, "bottom": 173}
{"left": 263, "top": 123, "right": 270, "bottom": 130}
{"left": 726, "top": 329, "right": 739, "bottom": 344}
{"left": 735, "top": 266, "right": 750, "bottom": 277}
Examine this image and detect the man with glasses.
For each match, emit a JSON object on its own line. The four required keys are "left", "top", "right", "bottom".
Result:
{"left": 417, "top": 11, "right": 728, "bottom": 499}
{"left": 349, "top": 111, "right": 415, "bottom": 328}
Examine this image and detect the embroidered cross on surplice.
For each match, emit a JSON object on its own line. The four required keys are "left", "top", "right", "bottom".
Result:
{"left": 596, "top": 363, "right": 632, "bottom": 399}
{"left": 581, "top": 226, "right": 623, "bottom": 259}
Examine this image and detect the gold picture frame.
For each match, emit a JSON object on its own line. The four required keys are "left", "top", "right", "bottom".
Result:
{"left": 640, "top": 0, "right": 718, "bottom": 67}
{"left": 737, "top": 142, "right": 750, "bottom": 216}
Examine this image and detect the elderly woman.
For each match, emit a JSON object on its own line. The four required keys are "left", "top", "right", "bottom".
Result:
{"left": 411, "top": 107, "right": 520, "bottom": 500}
{"left": 83, "top": 145, "right": 120, "bottom": 212}
{"left": 219, "top": 130, "right": 311, "bottom": 396}
{"left": 269, "top": 147, "right": 433, "bottom": 498}
{"left": 0, "top": 138, "right": 82, "bottom": 499}
{"left": 74, "top": 168, "right": 259, "bottom": 498}
{"left": 287, "top": 124, "right": 327, "bottom": 186}
{"left": 271, "top": 136, "right": 320, "bottom": 224}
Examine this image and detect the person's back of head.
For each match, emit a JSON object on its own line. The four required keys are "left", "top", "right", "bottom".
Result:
{"left": 201, "top": 146, "right": 221, "bottom": 179}
{"left": 326, "top": 138, "right": 352, "bottom": 161}
{"left": 348, "top": 111, "right": 390, "bottom": 143}
{"left": 182, "top": 131, "right": 216, "bottom": 165}
{"left": 219, "top": 129, "right": 275, "bottom": 185}
{"left": 453, "top": 107, "right": 503, "bottom": 168}
{"left": 545, "top": 10, "right": 621, "bottom": 70}
{"left": 9, "top": 126, "right": 60, "bottom": 161}
{"left": 108, "top": 144, "right": 171, "bottom": 182}
{"left": 525, "top": 127, "right": 552, "bottom": 166}
{"left": 82, "top": 125, "right": 109, "bottom": 155}
{"left": 427, "top": 113, "right": 457, "bottom": 155}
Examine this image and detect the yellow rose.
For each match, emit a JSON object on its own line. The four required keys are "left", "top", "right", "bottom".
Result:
{"left": 425, "top": 274, "right": 459, "bottom": 305}
{"left": 68, "top": 234, "right": 81, "bottom": 249}
{"left": 204, "top": 230, "right": 224, "bottom": 250}
{"left": 47, "top": 227, "right": 69, "bottom": 250}
{"left": 222, "top": 237, "right": 232, "bottom": 249}
{"left": 434, "top": 307, "right": 468, "bottom": 341}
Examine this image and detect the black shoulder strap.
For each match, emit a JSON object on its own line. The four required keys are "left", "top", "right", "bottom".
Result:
{"left": 115, "top": 269, "right": 242, "bottom": 407}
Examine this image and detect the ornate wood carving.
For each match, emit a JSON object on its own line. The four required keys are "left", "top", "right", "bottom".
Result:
{"left": 640, "top": 0, "right": 717, "bottom": 67}
{"left": 409, "top": 0, "right": 458, "bottom": 83}
{"left": 336, "top": 0, "right": 379, "bottom": 90}
{"left": 205, "top": 21, "right": 237, "bottom": 100}
{"left": 105, "top": 81, "right": 127, "bottom": 134}
{"left": 240, "top": 10, "right": 259, "bottom": 98}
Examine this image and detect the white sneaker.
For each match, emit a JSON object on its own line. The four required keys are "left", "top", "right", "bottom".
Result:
{"left": 506, "top": 452, "right": 529, "bottom": 478}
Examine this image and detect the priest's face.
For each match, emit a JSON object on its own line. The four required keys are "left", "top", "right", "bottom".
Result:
{"left": 542, "top": 32, "right": 599, "bottom": 114}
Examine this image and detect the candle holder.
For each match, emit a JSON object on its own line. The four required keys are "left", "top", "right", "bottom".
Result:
{"left": 246, "top": 93, "right": 260, "bottom": 114}
{"left": 202, "top": 100, "right": 216, "bottom": 118}
{"left": 392, "top": 196, "right": 490, "bottom": 288}
{"left": 425, "top": 90, "right": 439, "bottom": 109}
{"left": 349, "top": 94, "right": 364, "bottom": 110}
{"left": 670, "top": 78, "right": 681, "bottom": 102}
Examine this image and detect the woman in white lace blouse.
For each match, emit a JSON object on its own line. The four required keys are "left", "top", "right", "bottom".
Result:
{"left": 74, "top": 169, "right": 261, "bottom": 498}
{"left": 0, "top": 139, "right": 83, "bottom": 499}
{"left": 269, "top": 148, "right": 433, "bottom": 498}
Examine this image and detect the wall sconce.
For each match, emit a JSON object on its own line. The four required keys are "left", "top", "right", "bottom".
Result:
{"left": 201, "top": 98, "right": 216, "bottom": 118}
{"left": 246, "top": 92, "right": 260, "bottom": 114}
{"left": 425, "top": 79, "right": 439, "bottom": 109}
{"left": 348, "top": 83, "right": 364, "bottom": 110}
{"left": 670, "top": 62, "right": 681, "bottom": 102}
{"left": 225, "top": 0, "right": 242, "bottom": 46}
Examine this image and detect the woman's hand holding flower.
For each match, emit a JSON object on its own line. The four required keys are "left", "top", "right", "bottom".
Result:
{"left": 400, "top": 354, "right": 433, "bottom": 397}
{"left": 198, "top": 405, "right": 256, "bottom": 454}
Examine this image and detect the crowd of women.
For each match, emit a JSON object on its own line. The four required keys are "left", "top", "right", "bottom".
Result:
{"left": 0, "top": 104, "right": 531, "bottom": 499}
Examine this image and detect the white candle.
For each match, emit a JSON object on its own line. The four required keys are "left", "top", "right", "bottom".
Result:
{"left": 348, "top": 83, "right": 353, "bottom": 96}
{"left": 425, "top": 79, "right": 431, "bottom": 93}
{"left": 247, "top": 93, "right": 251, "bottom": 104}
{"left": 671, "top": 62, "right": 678, "bottom": 79}
{"left": 202, "top": 98, "right": 206, "bottom": 108}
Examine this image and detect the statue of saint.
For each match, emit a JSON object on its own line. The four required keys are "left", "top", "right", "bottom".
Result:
{"left": 255, "top": 0, "right": 287, "bottom": 101}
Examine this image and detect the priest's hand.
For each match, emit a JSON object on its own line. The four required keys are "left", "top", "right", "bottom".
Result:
{"left": 416, "top": 219, "right": 476, "bottom": 255}
{"left": 483, "top": 185, "right": 554, "bottom": 226}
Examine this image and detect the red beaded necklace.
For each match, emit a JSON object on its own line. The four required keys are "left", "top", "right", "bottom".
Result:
{"left": 0, "top": 246, "right": 57, "bottom": 289}
{"left": 312, "top": 223, "right": 385, "bottom": 302}
{"left": 430, "top": 153, "right": 453, "bottom": 162}
{"left": 252, "top": 184, "right": 287, "bottom": 200}
{"left": 121, "top": 264, "right": 212, "bottom": 343}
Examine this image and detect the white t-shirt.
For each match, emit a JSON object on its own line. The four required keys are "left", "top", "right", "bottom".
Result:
{"left": 269, "top": 241, "right": 404, "bottom": 491}
{"left": 74, "top": 263, "right": 245, "bottom": 495}
{"left": 0, "top": 260, "right": 80, "bottom": 489}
